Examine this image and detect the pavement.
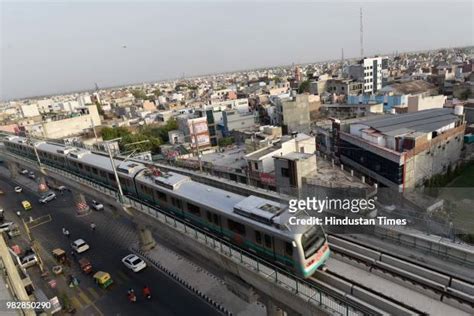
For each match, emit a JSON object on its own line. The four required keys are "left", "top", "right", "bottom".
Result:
{"left": 0, "top": 165, "right": 221, "bottom": 316}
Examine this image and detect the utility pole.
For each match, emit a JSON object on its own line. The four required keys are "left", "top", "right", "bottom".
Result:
{"left": 90, "top": 118, "right": 98, "bottom": 142}
{"left": 104, "top": 139, "right": 124, "bottom": 203}
{"left": 191, "top": 120, "right": 203, "bottom": 172}
{"left": 360, "top": 7, "right": 364, "bottom": 58}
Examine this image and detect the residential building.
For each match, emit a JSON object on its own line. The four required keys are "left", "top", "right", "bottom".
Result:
{"left": 275, "top": 94, "right": 312, "bottom": 134}
{"left": 20, "top": 104, "right": 40, "bottom": 118}
{"left": 221, "top": 110, "right": 258, "bottom": 136}
{"left": 321, "top": 103, "right": 383, "bottom": 119}
{"left": 177, "top": 116, "right": 210, "bottom": 148}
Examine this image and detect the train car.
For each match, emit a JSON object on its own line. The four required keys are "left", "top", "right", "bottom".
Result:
{"left": 3, "top": 136, "right": 330, "bottom": 278}
{"left": 134, "top": 168, "right": 330, "bottom": 277}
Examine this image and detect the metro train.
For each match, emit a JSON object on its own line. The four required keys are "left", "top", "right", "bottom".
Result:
{"left": 3, "top": 136, "right": 330, "bottom": 278}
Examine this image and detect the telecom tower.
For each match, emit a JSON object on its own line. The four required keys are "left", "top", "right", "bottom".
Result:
{"left": 360, "top": 7, "right": 364, "bottom": 58}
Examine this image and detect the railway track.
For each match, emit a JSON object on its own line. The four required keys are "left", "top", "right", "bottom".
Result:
{"left": 326, "top": 234, "right": 474, "bottom": 314}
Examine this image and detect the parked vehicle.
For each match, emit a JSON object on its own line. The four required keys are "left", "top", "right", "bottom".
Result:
{"left": 20, "top": 254, "right": 38, "bottom": 268}
{"left": 52, "top": 248, "right": 68, "bottom": 265}
{"left": 14, "top": 186, "right": 22, "bottom": 193}
{"left": 0, "top": 222, "right": 13, "bottom": 233}
{"left": 20, "top": 169, "right": 28, "bottom": 175}
{"left": 39, "top": 192, "right": 56, "bottom": 204}
{"left": 28, "top": 172, "right": 36, "bottom": 179}
{"left": 90, "top": 200, "right": 104, "bottom": 211}
{"left": 8, "top": 224, "right": 21, "bottom": 237}
{"left": 71, "top": 239, "right": 90, "bottom": 254}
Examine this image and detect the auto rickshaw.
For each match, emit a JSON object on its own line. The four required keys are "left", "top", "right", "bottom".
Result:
{"left": 79, "top": 258, "right": 92, "bottom": 274}
{"left": 52, "top": 248, "right": 68, "bottom": 265}
{"left": 93, "top": 271, "right": 113, "bottom": 289}
{"left": 21, "top": 200, "right": 32, "bottom": 211}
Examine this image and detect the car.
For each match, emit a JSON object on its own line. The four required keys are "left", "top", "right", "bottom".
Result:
{"left": 14, "top": 186, "right": 22, "bottom": 193}
{"left": 20, "top": 254, "right": 38, "bottom": 269}
{"left": 122, "top": 254, "right": 147, "bottom": 272}
{"left": 20, "top": 169, "right": 28, "bottom": 175}
{"left": 71, "top": 239, "right": 90, "bottom": 254}
{"left": 90, "top": 200, "right": 104, "bottom": 211}
{"left": 39, "top": 192, "right": 56, "bottom": 204}
{"left": 0, "top": 222, "right": 13, "bottom": 233}
{"left": 28, "top": 172, "right": 36, "bottom": 179}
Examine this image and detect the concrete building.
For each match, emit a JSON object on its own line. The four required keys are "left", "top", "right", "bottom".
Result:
{"left": 362, "top": 57, "right": 389, "bottom": 93}
{"left": 20, "top": 104, "right": 40, "bottom": 118}
{"left": 326, "top": 79, "right": 363, "bottom": 96}
{"left": 274, "top": 152, "right": 316, "bottom": 191}
{"left": 177, "top": 116, "right": 210, "bottom": 149}
{"left": 36, "top": 99, "right": 54, "bottom": 113}
{"left": 168, "top": 130, "right": 185, "bottom": 144}
{"left": 275, "top": 94, "right": 313, "bottom": 135}
{"left": 221, "top": 110, "right": 257, "bottom": 135}
{"left": 142, "top": 100, "right": 157, "bottom": 112}
{"left": 406, "top": 94, "right": 447, "bottom": 112}
{"left": 337, "top": 108, "right": 465, "bottom": 191}
{"left": 321, "top": 103, "right": 383, "bottom": 119}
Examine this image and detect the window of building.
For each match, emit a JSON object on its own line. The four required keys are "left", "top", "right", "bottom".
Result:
{"left": 228, "top": 219, "right": 245, "bottom": 235}
{"left": 187, "top": 202, "right": 201, "bottom": 216}
{"left": 281, "top": 168, "right": 289, "bottom": 178}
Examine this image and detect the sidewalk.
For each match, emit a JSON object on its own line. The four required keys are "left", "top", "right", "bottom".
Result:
{"left": 132, "top": 242, "right": 266, "bottom": 316}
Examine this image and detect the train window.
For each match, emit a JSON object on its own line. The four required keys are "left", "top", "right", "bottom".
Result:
{"left": 78, "top": 163, "right": 83, "bottom": 169}
{"left": 156, "top": 190, "right": 167, "bottom": 202}
{"left": 264, "top": 235, "right": 272, "bottom": 248}
{"left": 171, "top": 197, "right": 182, "bottom": 209}
{"left": 213, "top": 214, "right": 220, "bottom": 225}
{"left": 187, "top": 203, "right": 201, "bottom": 216}
{"left": 85, "top": 165, "right": 90, "bottom": 172}
{"left": 92, "top": 167, "right": 98, "bottom": 174}
{"left": 108, "top": 173, "right": 115, "bottom": 181}
{"left": 285, "top": 242, "right": 293, "bottom": 256}
{"left": 206, "top": 211, "right": 212, "bottom": 222}
{"left": 255, "top": 231, "right": 262, "bottom": 244}
{"left": 228, "top": 219, "right": 245, "bottom": 235}
{"left": 100, "top": 170, "right": 107, "bottom": 177}
{"left": 301, "top": 226, "right": 325, "bottom": 259}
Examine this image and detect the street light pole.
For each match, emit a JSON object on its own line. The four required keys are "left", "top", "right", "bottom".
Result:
{"left": 191, "top": 120, "right": 203, "bottom": 172}
{"left": 103, "top": 138, "right": 125, "bottom": 203}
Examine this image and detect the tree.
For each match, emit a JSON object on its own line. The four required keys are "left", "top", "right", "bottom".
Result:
{"left": 298, "top": 80, "right": 311, "bottom": 94}
{"left": 218, "top": 137, "right": 234, "bottom": 147}
{"left": 100, "top": 126, "right": 131, "bottom": 141}
{"left": 131, "top": 89, "right": 147, "bottom": 100}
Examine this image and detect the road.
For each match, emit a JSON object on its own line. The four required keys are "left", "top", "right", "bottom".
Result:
{"left": 0, "top": 170, "right": 220, "bottom": 316}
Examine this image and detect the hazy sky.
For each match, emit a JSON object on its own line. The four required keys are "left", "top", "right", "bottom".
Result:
{"left": 1, "top": 1, "right": 472, "bottom": 100}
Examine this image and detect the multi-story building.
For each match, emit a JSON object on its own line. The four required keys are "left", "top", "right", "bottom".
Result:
{"left": 274, "top": 94, "right": 312, "bottom": 134}
{"left": 362, "top": 57, "right": 389, "bottom": 93}
{"left": 326, "top": 79, "right": 364, "bottom": 96}
{"left": 336, "top": 108, "right": 465, "bottom": 191}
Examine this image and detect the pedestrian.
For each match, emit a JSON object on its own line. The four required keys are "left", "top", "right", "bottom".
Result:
{"left": 90, "top": 222, "right": 96, "bottom": 231}
{"left": 65, "top": 230, "right": 70, "bottom": 238}
{"left": 62, "top": 227, "right": 67, "bottom": 235}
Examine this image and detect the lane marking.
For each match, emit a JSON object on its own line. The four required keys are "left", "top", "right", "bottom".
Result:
{"left": 70, "top": 296, "right": 82, "bottom": 310}
{"left": 116, "top": 270, "right": 130, "bottom": 282}
{"left": 78, "top": 291, "right": 92, "bottom": 306}
{"left": 28, "top": 214, "right": 52, "bottom": 229}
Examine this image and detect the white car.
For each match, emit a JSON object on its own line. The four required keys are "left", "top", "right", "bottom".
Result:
{"left": 20, "top": 169, "right": 28, "bottom": 175}
{"left": 0, "top": 222, "right": 13, "bottom": 233}
{"left": 71, "top": 239, "right": 90, "bottom": 253}
{"left": 28, "top": 172, "right": 36, "bottom": 179}
{"left": 122, "top": 254, "right": 147, "bottom": 272}
{"left": 20, "top": 254, "right": 38, "bottom": 268}
{"left": 39, "top": 192, "right": 56, "bottom": 204}
{"left": 14, "top": 186, "right": 23, "bottom": 193}
{"left": 90, "top": 200, "right": 104, "bottom": 211}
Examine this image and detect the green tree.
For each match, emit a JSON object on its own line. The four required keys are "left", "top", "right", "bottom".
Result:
{"left": 131, "top": 89, "right": 147, "bottom": 100}
{"left": 298, "top": 80, "right": 311, "bottom": 94}
{"left": 100, "top": 126, "right": 131, "bottom": 140}
{"left": 218, "top": 137, "right": 234, "bottom": 147}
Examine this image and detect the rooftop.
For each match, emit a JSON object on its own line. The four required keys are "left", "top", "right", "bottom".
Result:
{"left": 276, "top": 152, "right": 314, "bottom": 161}
{"left": 357, "top": 108, "right": 460, "bottom": 135}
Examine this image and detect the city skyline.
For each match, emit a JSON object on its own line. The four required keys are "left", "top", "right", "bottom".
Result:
{"left": 1, "top": 1, "right": 472, "bottom": 101}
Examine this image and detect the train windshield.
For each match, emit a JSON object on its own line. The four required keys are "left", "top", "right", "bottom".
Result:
{"left": 301, "top": 226, "right": 326, "bottom": 259}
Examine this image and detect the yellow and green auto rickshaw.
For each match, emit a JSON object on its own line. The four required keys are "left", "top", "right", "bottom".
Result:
{"left": 93, "top": 271, "right": 113, "bottom": 289}
{"left": 21, "top": 200, "right": 32, "bottom": 211}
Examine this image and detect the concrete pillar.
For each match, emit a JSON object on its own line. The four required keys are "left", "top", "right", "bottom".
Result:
{"left": 351, "top": 170, "right": 354, "bottom": 177}
{"left": 265, "top": 299, "right": 285, "bottom": 316}
{"left": 340, "top": 164, "right": 344, "bottom": 171}
{"left": 38, "top": 176, "right": 49, "bottom": 194}
{"left": 138, "top": 224, "right": 156, "bottom": 251}
{"left": 74, "top": 192, "right": 90, "bottom": 216}
{"left": 331, "top": 159, "right": 334, "bottom": 168}
{"left": 361, "top": 176, "right": 365, "bottom": 183}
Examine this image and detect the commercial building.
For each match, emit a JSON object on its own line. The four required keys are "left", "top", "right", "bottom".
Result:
{"left": 348, "top": 57, "right": 389, "bottom": 94}
{"left": 337, "top": 108, "right": 465, "bottom": 191}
